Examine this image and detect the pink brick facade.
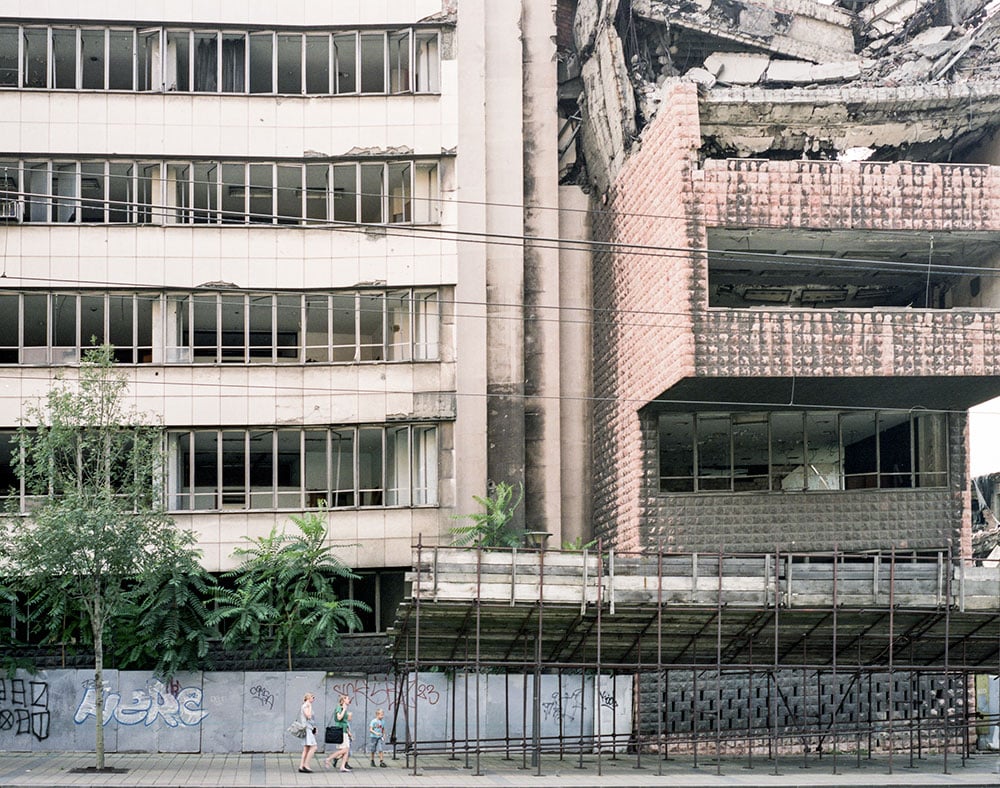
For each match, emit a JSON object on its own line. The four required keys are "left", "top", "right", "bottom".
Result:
{"left": 592, "top": 82, "right": 703, "bottom": 550}
{"left": 593, "top": 80, "right": 989, "bottom": 556}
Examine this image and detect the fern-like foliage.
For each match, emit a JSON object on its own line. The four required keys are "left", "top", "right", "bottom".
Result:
{"left": 450, "top": 481, "right": 524, "bottom": 549}
{"left": 208, "top": 509, "right": 367, "bottom": 670}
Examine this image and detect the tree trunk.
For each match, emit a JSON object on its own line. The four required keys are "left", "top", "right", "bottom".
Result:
{"left": 93, "top": 596, "right": 105, "bottom": 771}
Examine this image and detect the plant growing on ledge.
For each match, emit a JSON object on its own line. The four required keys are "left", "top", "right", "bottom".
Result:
{"left": 450, "top": 481, "right": 524, "bottom": 549}
{"left": 209, "top": 508, "right": 367, "bottom": 671}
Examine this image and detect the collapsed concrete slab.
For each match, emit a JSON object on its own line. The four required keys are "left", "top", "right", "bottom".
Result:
{"left": 633, "top": 0, "right": 857, "bottom": 64}
{"left": 699, "top": 80, "right": 1000, "bottom": 158}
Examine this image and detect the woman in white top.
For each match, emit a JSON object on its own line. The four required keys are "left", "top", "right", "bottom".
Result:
{"left": 298, "top": 693, "right": 318, "bottom": 773}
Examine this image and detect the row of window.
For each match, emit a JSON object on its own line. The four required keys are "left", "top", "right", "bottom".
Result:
{"left": 0, "top": 289, "right": 442, "bottom": 365}
{"left": 0, "top": 26, "right": 441, "bottom": 94}
{"left": 658, "top": 410, "right": 949, "bottom": 493}
{"left": 0, "top": 159, "right": 441, "bottom": 225}
{"left": 0, "top": 424, "right": 440, "bottom": 512}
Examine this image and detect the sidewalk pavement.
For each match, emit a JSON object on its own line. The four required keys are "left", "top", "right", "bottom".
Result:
{"left": 1, "top": 751, "right": 999, "bottom": 788}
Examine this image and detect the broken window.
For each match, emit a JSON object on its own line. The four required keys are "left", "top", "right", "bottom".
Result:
{"left": 276, "top": 429, "right": 304, "bottom": 507}
{"left": 108, "top": 162, "right": 132, "bottom": 222}
{"left": 387, "top": 162, "right": 411, "bottom": 223}
{"left": 333, "top": 33, "right": 357, "bottom": 93}
{"left": 305, "top": 294, "right": 330, "bottom": 362}
{"left": 0, "top": 24, "right": 441, "bottom": 94}
{"left": 386, "top": 425, "right": 410, "bottom": 505}
{"left": 220, "top": 163, "right": 246, "bottom": 224}
{"left": 81, "top": 29, "right": 105, "bottom": 89}
{"left": 412, "top": 425, "right": 438, "bottom": 505}
{"left": 0, "top": 432, "right": 19, "bottom": 505}
{"left": 0, "top": 294, "right": 16, "bottom": 363}
{"left": 169, "top": 424, "right": 436, "bottom": 511}
{"left": 247, "top": 294, "right": 272, "bottom": 363}
{"left": 304, "top": 163, "right": 328, "bottom": 223}
{"left": 0, "top": 27, "right": 17, "bottom": 86}
{"left": 221, "top": 33, "right": 245, "bottom": 92}
{"left": 275, "top": 294, "right": 301, "bottom": 361}
{"left": 358, "top": 293, "right": 385, "bottom": 361}
{"left": 276, "top": 33, "right": 302, "bottom": 94}
{"left": 24, "top": 162, "right": 49, "bottom": 222}
{"left": 22, "top": 293, "right": 47, "bottom": 362}
{"left": 332, "top": 163, "right": 358, "bottom": 222}
{"left": 0, "top": 160, "right": 20, "bottom": 222}
{"left": 167, "top": 163, "right": 191, "bottom": 223}
{"left": 414, "top": 31, "right": 439, "bottom": 92}
{"left": 80, "top": 162, "right": 106, "bottom": 222}
{"left": 108, "top": 29, "right": 133, "bottom": 90}
{"left": 413, "top": 290, "right": 439, "bottom": 361}
{"left": 413, "top": 162, "right": 439, "bottom": 223}
{"left": 388, "top": 30, "right": 410, "bottom": 93}
{"left": 359, "top": 33, "right": 385, "bottom": 93}
{"left": 22, "top": 27, "right": 47, "bottom": 88}
{"left": 192, "top": 31, "right": 218, "bottom": 92}
{"left": 165, "top": 31, "right": 190, "bottom": 91}
{"left": 331, "top": 292, "right": 356, "bottom": 362}
{"left": 305, "top": 34, "right": 329, "bottom": 94}
{"left": 658, "top": 410, "right": 949, "bottom": 493}
{"left": 248, "top": 32, "right": 273, "bottom": 93}
{"left": 329, "top": 429, "right": 354, "bottom": 507}
{"left": 360, "top": 163, "right": 383, "bottom": 223}
{"left": 51, "top": 28, "right": 77, "bottom": 88}
{"left": 248, "top": 163, "right": 273, "bottom": 224}
{"left": 192, "top": 162, "right": 218, "bottom": 223}
{"left": 276, "top": 163, "right": 301, "bottom": 224}
{"left": 219, "top": 292, "right": 245, "bottom": 362}
{"left": 52, "top": 162, "right": 78, "bottom": 223}
{"left": 138, "top": 29, "right": 161, "bottom": 91}
{"left": 358, "top": 426, "right": 383, "bottom": 506}
{"left": 51, "top": 294, "right": 77, "bottom": 361}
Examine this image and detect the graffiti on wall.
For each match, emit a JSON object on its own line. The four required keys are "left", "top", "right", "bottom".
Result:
{"left": 74, "top": 678, "right": 208, "bottom": 728}
{"left": 0, "top": 678, "right": 50, "bottom": 741}
{"left": 541, "top": 688, "right": 585, "bottom": 725}
{"left": 329, "top": 679, "right": 440, "bottom": 716}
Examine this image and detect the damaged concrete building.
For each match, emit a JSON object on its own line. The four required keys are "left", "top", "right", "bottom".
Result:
{"left": 565, "top": 0, "right": 1000, "bottom": 557}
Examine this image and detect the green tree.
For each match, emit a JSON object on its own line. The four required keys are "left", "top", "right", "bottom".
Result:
{"left": 110, "top": 535, "right": 217, "bottom": 679}
{"left": 209, "top": 509, "right": 366, "bottom": 670}
{"left": 450, "top": 481, "right": 525, "bottom": 548}
{"left": 2, "top": 345, "right": 205, "bottom": 770}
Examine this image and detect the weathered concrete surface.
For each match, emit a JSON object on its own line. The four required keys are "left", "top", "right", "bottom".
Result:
{"left": 577, "top": 22, "right": 636, "bottom": 194}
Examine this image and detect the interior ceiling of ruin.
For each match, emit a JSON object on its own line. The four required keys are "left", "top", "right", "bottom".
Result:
{"left": 570, "top": 0, "right": 1000, "bottom": 191}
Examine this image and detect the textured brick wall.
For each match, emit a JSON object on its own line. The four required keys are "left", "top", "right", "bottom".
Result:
{"left": 701, "top": 159, "right": 1000, "bottom": 231}
{"left": 592, "top": 81, "right": 703, "bottom": 550}
{"left": 638, "top": 669, "right": 967, "bottom": 747}
{"left": 640, "top": 406, "right": 968, "bottom": 554}
{"left": 696, "top": 310, "right": 1000, "bottom": 377}
{"left": 596, "top": 85, "right": 988, "bottom": 556}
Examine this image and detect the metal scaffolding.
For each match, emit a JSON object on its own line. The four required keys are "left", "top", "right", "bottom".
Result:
{"left": 390, "top": 540, "right": 1000, "bottom": 776}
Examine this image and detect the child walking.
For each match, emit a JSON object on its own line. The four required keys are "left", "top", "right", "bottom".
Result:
{"left": 368, "top": 708, "right": 387, "bottom": 767}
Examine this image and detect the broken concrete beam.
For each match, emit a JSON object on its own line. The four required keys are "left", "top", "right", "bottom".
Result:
{"left": 704, "top": 52, "right": 772, "bottom": 85}
{"left": 760, "top": 58, "right": 869, "bottom": 87}
{"left": 860, "top": 0, "right": 935, "bottom": 38}
{"left": 632, "top": 0, "right": 857, "bottom": 64}
{"left": 578, "top": 23, "right": 636, "bottom": 194}
{"left": 573, "top": 0, "right": 620, "bottom": 54}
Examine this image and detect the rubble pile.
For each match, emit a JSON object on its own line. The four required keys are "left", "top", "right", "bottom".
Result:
{"left": 567, "top": 0, "right": 1000, "bottom": 192}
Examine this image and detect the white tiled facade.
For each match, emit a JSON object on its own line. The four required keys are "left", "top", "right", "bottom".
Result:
{"left": 0, "top": 1, "right": 471, "bottom": 578}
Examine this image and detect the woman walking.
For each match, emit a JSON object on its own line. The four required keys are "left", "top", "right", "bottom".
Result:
{"left": 298, "top": 692, "right": 318, "bottom": 773}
